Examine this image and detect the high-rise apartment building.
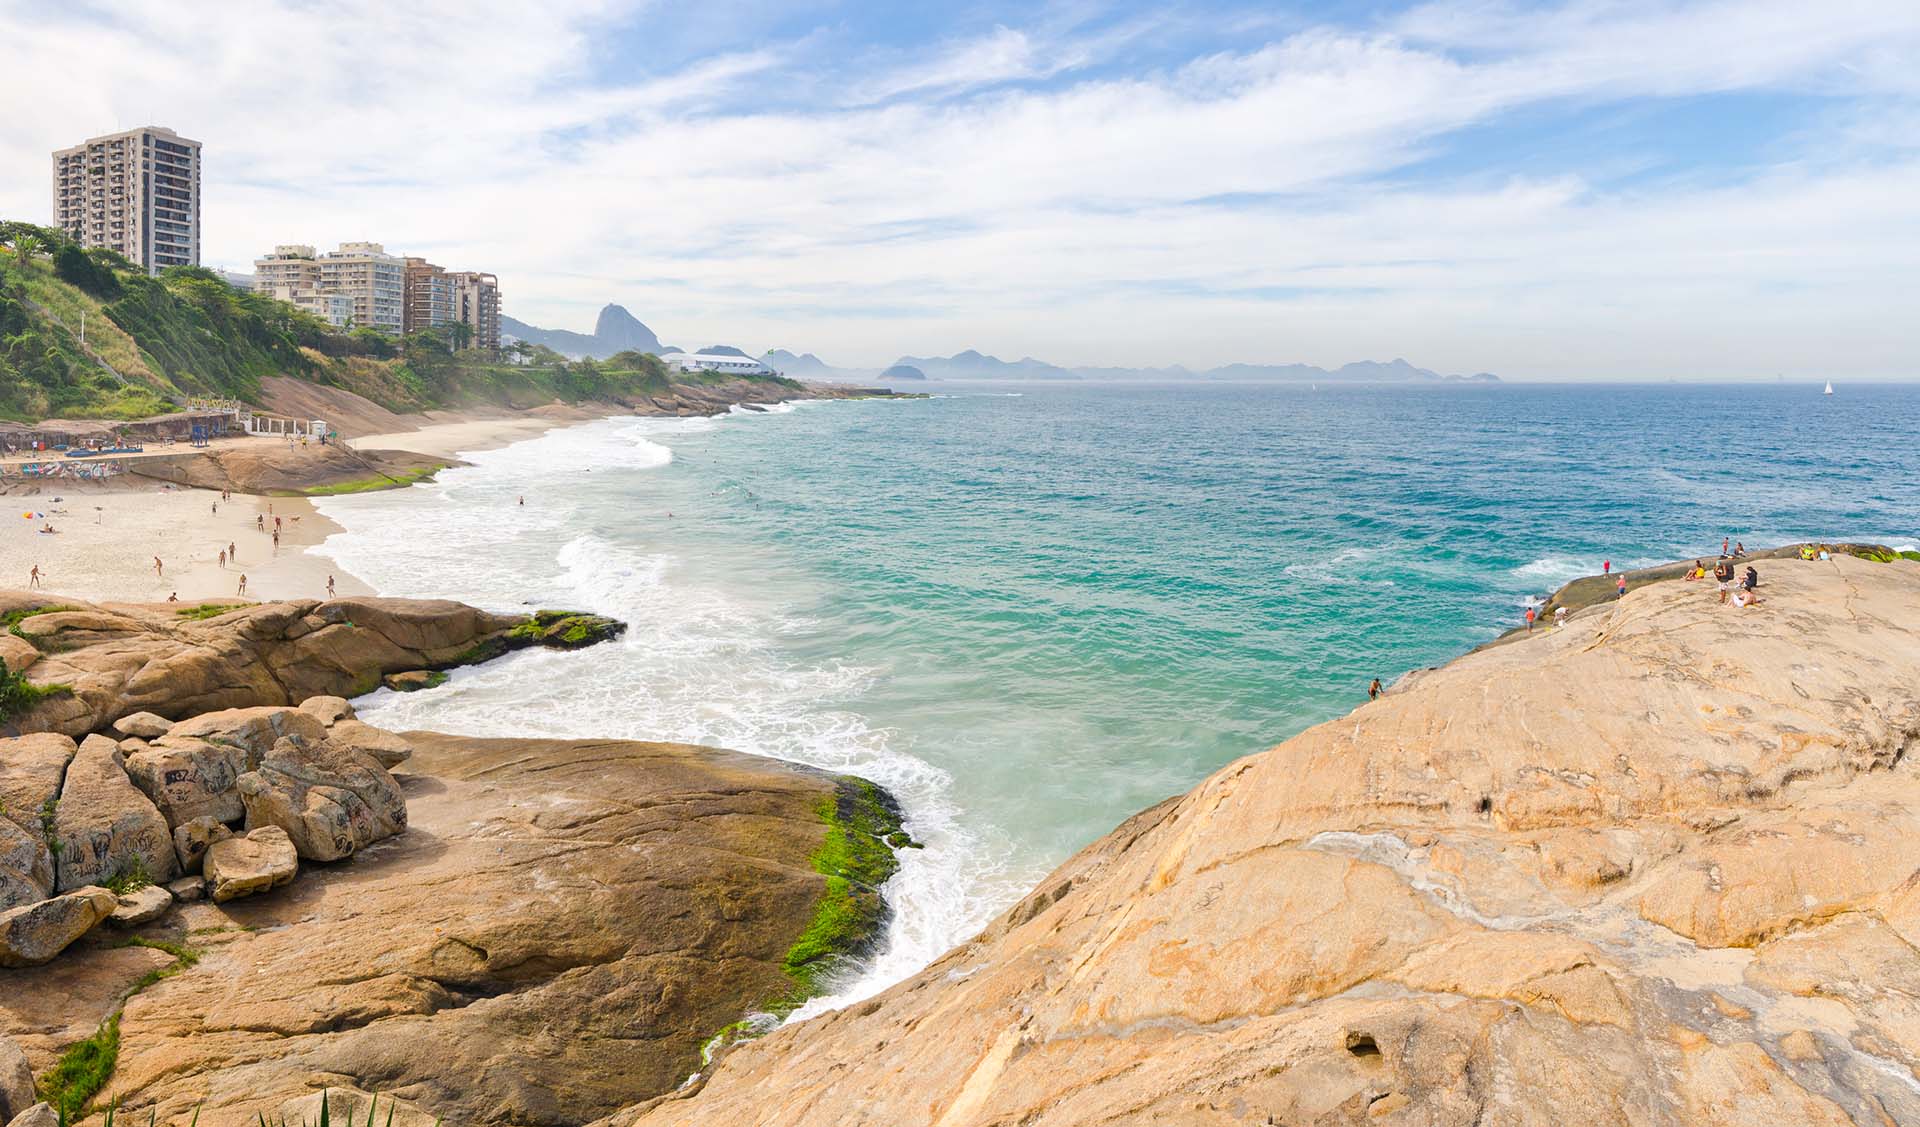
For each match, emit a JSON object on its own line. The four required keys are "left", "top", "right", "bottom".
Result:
{"left": 51, "top": 126, "right": 202, "bottom": 273}
{"left": 402, "top": 257, "right": 453, "bottom": 333}
{"left": 449, "top": 271, "right": 501, "bottom": 352}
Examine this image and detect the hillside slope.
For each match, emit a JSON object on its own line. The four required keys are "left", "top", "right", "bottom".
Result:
{"left": 618, "top": 554, "right": 1920, "bottom": 1126}
{"left": 0, "top": 223, "right": 796, "bottom": 424}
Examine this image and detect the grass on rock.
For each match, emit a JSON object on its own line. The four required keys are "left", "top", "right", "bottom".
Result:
{"left": 39, "top": 1013, "right": 119, "bottom": 1124}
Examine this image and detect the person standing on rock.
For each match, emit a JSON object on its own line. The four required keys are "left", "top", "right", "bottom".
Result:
{"left": 1603, "top": 560, "right": 1611, "bottom": 576}
{"left": 1722, "top": 536, "right": 1730, "bottom": 556}
{"left": 1616, "top": 575, "right": 1627, "bottom": 599}
{"left": 1525, "top": 606, "right": 1537, "bottom": 632}
{"left": 1368, "top": 678, "right": 1383, "bottom": 701}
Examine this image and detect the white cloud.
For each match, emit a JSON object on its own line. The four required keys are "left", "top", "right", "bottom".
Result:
{"left": 1, "top": 0, "right": 1915, "bottom": 378}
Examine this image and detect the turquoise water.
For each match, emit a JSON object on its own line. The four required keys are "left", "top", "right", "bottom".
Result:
{"left": 314, "top": 380, "right": 1920, "bottom": 1008}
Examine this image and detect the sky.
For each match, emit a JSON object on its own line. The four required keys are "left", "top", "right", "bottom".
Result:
{"left": 1, "top": 1, "right": 1917, "bottom": 380}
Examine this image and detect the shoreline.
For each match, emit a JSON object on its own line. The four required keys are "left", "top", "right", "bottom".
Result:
{"left": 7, "top": 411, "right": 595, "bottom": 605}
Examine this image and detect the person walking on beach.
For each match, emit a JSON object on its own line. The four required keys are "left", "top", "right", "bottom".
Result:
{"left": 326, "top": 575, "right": 336, "bottom": 598}
{"left": 1368, "top": 678, "right": 1383, "bottom": 701}
{"left": 229, "top": 541, "right": 236, "bottom": 561}
{"left": 237, "top": 574, "right": 248, "bottom": 596}
{"left": 257, "top": 514, "right": 264, "bottom": 531}
{"left": 154, "top": 556, "right": 164, "bottom": 578}
{"left": 218, "top": 549, "right": 226, "bottom": 569}
{"left": 211, "top": 501, "right": 217, "bottom": 515}
{"left": 28, "top": 564, "right": 42, "bottom": 588}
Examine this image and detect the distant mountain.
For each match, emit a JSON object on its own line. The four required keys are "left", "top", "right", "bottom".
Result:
{"left": 764, "top": 349, "right": 841, "bottom": 378}
{"left": 700, "top": 344, "right": 752, "bottom": 358}
{"left": 500, "top": 303, "right": 662, "bottom": 359}
{"left": 881, "top": 363, "right": 927, "bottom": 380}
{"left": 892, "top": 350, "right": 1078, "bottom": 380}
{"left": 876, "top": 351, "right": 1496, "bottom": 382}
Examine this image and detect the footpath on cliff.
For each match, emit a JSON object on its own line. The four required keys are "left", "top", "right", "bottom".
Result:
{"left": 614, "top": 550, "right": 1920, "bottom": 1127}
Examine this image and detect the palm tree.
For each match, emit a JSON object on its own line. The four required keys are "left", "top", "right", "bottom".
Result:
{"left": 447, "top": 321, "right": 474, "bottom": 351}
{"left": 9, "top": 233, "right": 43, "bottom": 268}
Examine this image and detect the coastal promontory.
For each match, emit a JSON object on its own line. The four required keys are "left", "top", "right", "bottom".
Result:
{"left": 615, "top": 553, "right": 1920, "bottom": 1125}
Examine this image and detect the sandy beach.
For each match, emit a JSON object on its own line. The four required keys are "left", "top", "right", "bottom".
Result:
{"left": 3, "top": 412, "right": 587, "bottom": 605}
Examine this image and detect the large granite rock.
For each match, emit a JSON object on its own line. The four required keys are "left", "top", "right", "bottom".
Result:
{"left": 237, "top": 737, "right": 406, "bottom": 861}
{"left": 4, "top": 1104, "right": 57, "bottom": 1127}
{"left": 617, "top": 556, "right": 1920, "bottom": 1127}
{"left": 51, "top": 736, "right": 177, "bottom": 892}
{"left": 203, "top": 826, "right": 298, "bottom": 903}
{"left": 0, "top": 595, "right": 623, "bottom": 739}
{"left": 0, "top": 819, "right": 50, "bottom": 912}
{"left": 0, "top": 735, "right": 72, "bottom": 909}
{"left": 323, "top": 719, "right": 412, "bottom": 770}
{"left": 101, "top": 734, "right": 865, "bottom": 1127}
{"left": 0, "top": 1036, "right": 32, "bottom": 1125}
{"left": 0, "top": 886, "right": 114, "bottom": 967}
{"left": 170, "top": 816, "right": 232, "bottom": 872}
{"left": 108, "top": 884, "right": 173, "bottom": 927}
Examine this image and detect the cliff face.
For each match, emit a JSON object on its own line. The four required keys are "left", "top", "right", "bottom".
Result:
{"left": 620, "top": 555, "right": 1920, "bottom": 1126}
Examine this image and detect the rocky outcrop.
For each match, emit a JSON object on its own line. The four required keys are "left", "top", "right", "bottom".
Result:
{"left": 0, "top": 593, "right": 626, "bottom": 739}
{"left": 170, "top": 816, "right": 231, "bottom": 872}
{"left": 51, "top": 736, "right": 176, "bottom": 892}
{"left": 236, "top": 737, "right": 406, "bottom": 861}
{"left": 0, "top": 886, "right": 114, "bottom": 967}
{"left": 53, "top": 734, "right": 898, "bottom": 1127}
{"left": 0, "top": 1036, "right": 32, "bottom": 1124}
{"left": 621, "top": 555, "right": 1920, "bottom": 1126}
{"left": 0, "top": 735, "right": 75, "bottom": 910}
{"left": 4, "top": 1104, "right": 57, "bottom": 1127}
{"left": 203, "top": 826, "right": 297, "bottom": 903}
{"left": 108, "top": 885, "right": 173, "bottom": 927}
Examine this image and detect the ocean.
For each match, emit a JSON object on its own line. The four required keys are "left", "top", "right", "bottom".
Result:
{"left": 312, "top": 380, "right": 1920, "bottom": 1014}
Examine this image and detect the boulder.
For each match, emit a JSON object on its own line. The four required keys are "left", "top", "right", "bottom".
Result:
{"left": 0, "top": 635, "right": 36, "bottom": 676}
{"left": 0, "top": 885, "right": 114, "bottom": 967}
{"left": 159, "top": 706, "right": 328, "bottom": 760}
{"left": 383, "top": 670, "right": 444, "bottom": 693}
{"left": 170, "top": 815, "right": 233, "bottom": 872}
{"left": 51, "top": 736, "right": 178, "bottom": 892}
{"left": 0, "top": 1036, "right": 32, "bottom": 1125}
{"left": 124, "top": 738, "right": 249, "bottom": 828}
{"left": 325, "top": 719, "right": 413, "bottom": 770}
{"left": 111, "top": 712, "right": 172, "bottom": 739}
{"left": 108, "top": 883, "right": 173, "bottom": 927}
{"left": 204, "top": 826, "right": 297, "bottom": 903}
{"left": 0, "top": 734, "right": 75, "bottom": 837}
{"left": 166, "top": 875, "right": 205, "bottom": 904}
{"left": 298, "top": 695, "right": 355, "bottom": 726}
{"left": 4, "top": 1104, "right": 57, "bottom": 1127}
{"left": 237, "top": 738, "right": 406, "bottom": 861}
{"left": 0, "top": 818, "right": 50, "bottom": 912}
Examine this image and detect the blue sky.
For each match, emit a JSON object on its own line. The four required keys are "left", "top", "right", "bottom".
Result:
{"left": 1, "top": 0, "right": 1916, "bottom": 378}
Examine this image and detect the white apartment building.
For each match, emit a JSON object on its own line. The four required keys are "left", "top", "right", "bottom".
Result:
{"left": 51, "top": 126, "right": 202, "bottom": 273}
{"left": 319, "top": 242, "right": 405, "bottom": 334}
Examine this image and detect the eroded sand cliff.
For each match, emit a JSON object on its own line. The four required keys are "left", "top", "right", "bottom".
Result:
{"left": 616, "top": 554, "right": 1920, "bottom": 1126}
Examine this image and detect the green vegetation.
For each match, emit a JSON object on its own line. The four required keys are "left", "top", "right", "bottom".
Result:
{"left": 175, "top": 602, "right": 247, "bottom": 620}
{"left": 39, "top": 1013, "right": 120, "bottom": 1124}
{"left": 103, "top": 855, "right": 153, "bottom": 895}
{"left": 782, "top": 778, "right": 910, "bottom": 997}
{"left": 506, "top": 609, "right": 626, "bottom": 649}
{"left": 1, "top": 663, "right": 71, "bottom": 723}
{"left": 36, "top": 939, "right": 206, "bottom": 1124}
{"left": 1848, "top": 547, "right": 1920, "bottom": 564}
{"left": 300, "top": 464, "right": 446, "bottom": 496}
{"left": 1, "top": 217, "right": 802, "bottom": 423}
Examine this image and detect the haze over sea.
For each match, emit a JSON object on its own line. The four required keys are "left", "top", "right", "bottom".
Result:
{"left": 313, "top": 380, "right": 1920, "bottom": 1011}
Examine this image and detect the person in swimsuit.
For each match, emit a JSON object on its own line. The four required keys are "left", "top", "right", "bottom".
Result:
{"left": 1368, "top": 678, "right": 1383, "bottom": 701}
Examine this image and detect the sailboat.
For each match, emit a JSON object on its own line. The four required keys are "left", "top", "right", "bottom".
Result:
{"left": 1824, "top": 381, "right": 1834, "bottom": 396}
